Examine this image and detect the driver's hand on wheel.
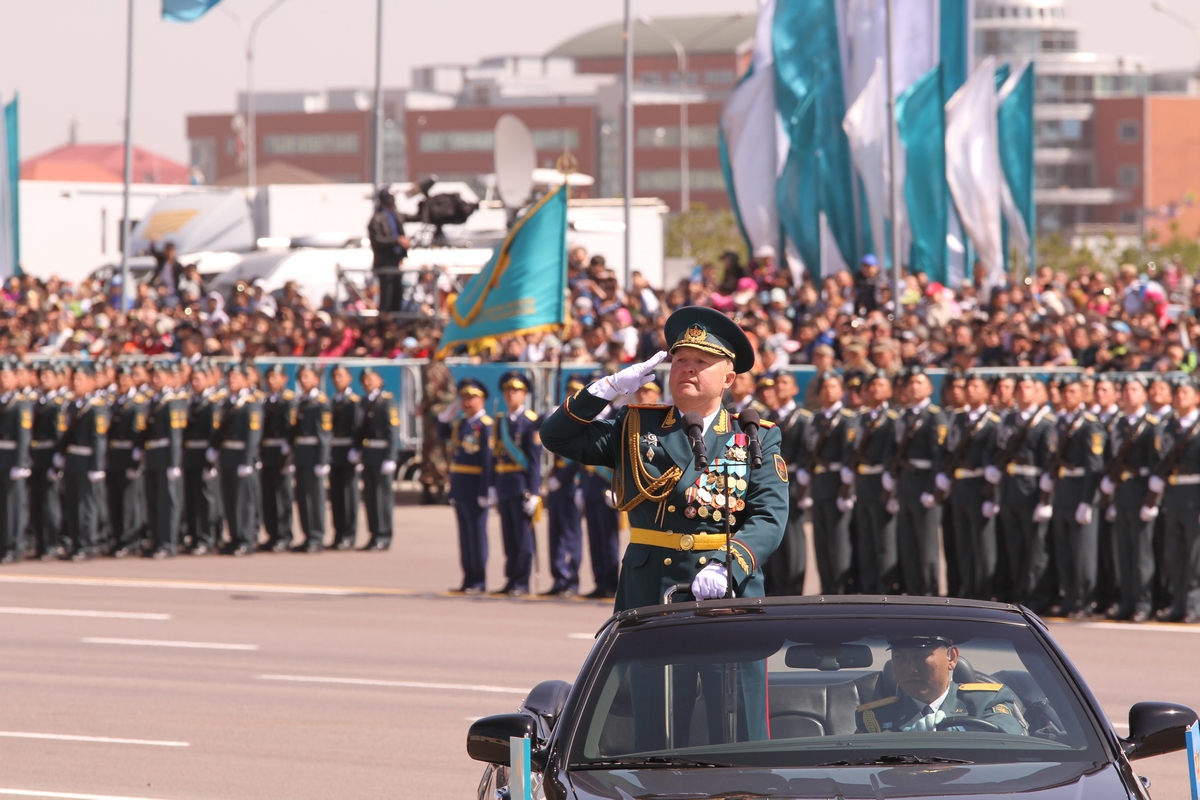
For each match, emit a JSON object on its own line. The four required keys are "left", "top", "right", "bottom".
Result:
{"left": 902, "top": 709, "right": 946, "bottom": 732}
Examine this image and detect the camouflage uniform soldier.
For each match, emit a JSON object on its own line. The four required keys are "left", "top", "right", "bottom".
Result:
{"left": 420, "top": 359, "right": 455, "bottom": 505}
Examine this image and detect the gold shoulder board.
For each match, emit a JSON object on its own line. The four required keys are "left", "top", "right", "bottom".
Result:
{"left": 929, "top": 404, "right": 941, "bottom": 414}
{"left": 481, "top": 415, "right": 493, "bottom": 426}
{"left": 857, "top": 696, "right": 899, "bottom": 712}
{"left": 959, "top": 683, "right": 1003, "bottom": 692}
{"left": 524, "top": 409, "right": 539, "bottom": 421}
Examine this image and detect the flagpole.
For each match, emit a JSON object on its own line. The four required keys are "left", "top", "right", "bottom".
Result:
{"left": 885, "top": 0, "right": 902, "bottom": 314}
{"left": 119, "top": 0, "right": 135, "bottom": 312}
{"left": 372, "top": 0, "right": 384, "bottom": 192}
{"left": 622, "top": 0, "right": 634, "bottom": 291}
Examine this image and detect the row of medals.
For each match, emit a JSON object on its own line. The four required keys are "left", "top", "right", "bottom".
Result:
{"left": 683, "top": 470, "right": 748, "bottom": 523}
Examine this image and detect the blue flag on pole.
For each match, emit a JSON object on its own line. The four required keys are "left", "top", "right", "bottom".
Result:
{"left": 162, "top": 0, "right": 224, "bottom": 22}
{"left": 436, "top": 186, "right": 568, "bottom": 358}
{"left": 0, "top": 95, "right": 18, "bottom": 278}
{"left": 897, "top": 66, "right": 947, "bottom": 284}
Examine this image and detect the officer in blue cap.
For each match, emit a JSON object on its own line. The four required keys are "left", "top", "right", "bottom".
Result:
{"left": 356, "top": 366, "right": 399, "bottom": 551}
{"left": 541, "top": 373, "right": 586, "bottom": 597}
{"left": 577, "top": 370, "right": 621, "bottom": 599}
{"left": 490, "top": 370, "right": 541, "bottom": 596}
{"left": 438, "top": 377, "right": 493, "bottom": 593}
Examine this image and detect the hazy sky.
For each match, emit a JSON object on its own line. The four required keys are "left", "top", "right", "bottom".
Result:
{"left": 1, "top": 0, "right": 1195, "bottom": 165}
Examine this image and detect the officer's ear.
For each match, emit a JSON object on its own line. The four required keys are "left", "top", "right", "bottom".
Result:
{"left": 945, "top": 645, "right": 959, "bottom": 670}
{"left": 721, "top": 361, "right": 737, "bottom": 390}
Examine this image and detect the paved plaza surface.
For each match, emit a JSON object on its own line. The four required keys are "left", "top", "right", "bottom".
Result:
{"left": 1, "top": 502, "right": 1197, "bottom": 799}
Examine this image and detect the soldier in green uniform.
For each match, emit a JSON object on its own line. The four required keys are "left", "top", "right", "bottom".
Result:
{"left": 851, "top": 373, "right": 898, "bottom": 595}
{"left": 356, "top": 367, "right": 399, "bottom": 551}
{"left": 56, "top": 364, "right": 109, "bottom": 562}
{"left": 183, "top": 361, "right": 224, "bottom": 556}
{"left": 855, "top": 635, "right": 1028, "bottom": 735}
{"left": 0, "top": 360, "right": 32, "bottom": 562}
{"left": 290, "top": 364, "right": 332, "bottom": 553}
{"left": 139, "top": 362, "right": 186, "bottom": 558}
{"left": 215, "top": 363, "right": 262, "bottom": 556}
{"left": 419, "top": 358, "right": 455, "bottom": 505}
{"left": 1153, "top": 376, "right": 1200, "bottom": 623}
{"left": 259, "top": 365, "right": 296, "bottom": 552}
{"left": 329, "top": 365, "right": 363, "bottom": 550}
{"left": 29, "top": 364, "right": 68, "bottom": 559}
{"left": 764, "top": 374, "right": 812, "bottom": 597}
{"left": 107, "top": 365, "right": 147, "bottom": 558}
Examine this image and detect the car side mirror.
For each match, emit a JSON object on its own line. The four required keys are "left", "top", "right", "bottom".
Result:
{"left": 1124, "top": 702, "right": 1198, "bottom": 761}
{"left": 466, "top": 713, "right": 537, "bottom": 765}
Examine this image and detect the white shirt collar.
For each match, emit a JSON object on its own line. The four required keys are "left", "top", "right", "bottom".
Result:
{"left": 1126, "top": 405, "right": 1146, "bottom": 424}
{"left": 968, "top": 404, "right": 987, "bottom": 419}
{"left": 911, "top": 397, "right": 931, "bottom": 414}
{"left": 701, "top": 408, "right": 721, "bottom": 435}
{"left": 925, "top": 685, "right": 952, "bottom": 715}
{"left": 467, "top": 408, "right": 485, "bottom": 424}
{"left": 776, "top": 399, "right": 796, "bottom": 418}
{"left": 822, "top": 400, "right": 843, "bottom": 418}
{"left": 1180, "top": 408, "right": 1200, "bottom": 427}
{"left": 368, "top": 388, "right": 381, "bottom": 401}
{"left": 509, "top": 403, "right": 525, "bottom": 421}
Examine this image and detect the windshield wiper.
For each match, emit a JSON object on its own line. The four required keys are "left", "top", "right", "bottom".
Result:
{"left": 573, "top": 755, "right": 732, "bottom": 769}
{"left": 817, "top": 754, "right": 974, "bottom": 767}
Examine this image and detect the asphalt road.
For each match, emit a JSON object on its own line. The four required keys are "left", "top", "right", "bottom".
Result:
{"left": 0, "top": 502, "right": 1197, "bottom": 800}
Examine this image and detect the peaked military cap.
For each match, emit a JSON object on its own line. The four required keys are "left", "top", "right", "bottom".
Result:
{"left": 457, "top": 377, "right": 488, "bottom": 399}
{"left": 565, "top": 373, "right": 587, "bottom": 391}
{"left": 0, "top": 358, "right": 15, "bottom": 373}
{"left": 499, "top": 370, "right": 531, "bottom": 393}
{"left": 226, "top": 361, "right": 251, "bottom": 377}
{"left": 664, "top": 306, "right": 755, "bottom": 374}
{"left": 73, "top": 362, "right": 96, "bottom": 377}
{"left": 1059, "top": 373, "right": 1083, "bottom": 388}
{"left": 640, "top": 374, "right": 664, "bottom": 395}
{"left": 756, "top": 372, "right": 777, "bottom": 389}
{"left": 887, "top": 634, "right": 954, "bottom": 651}
{"left": 264, "top": 363, "right": 287, "bottom": 376}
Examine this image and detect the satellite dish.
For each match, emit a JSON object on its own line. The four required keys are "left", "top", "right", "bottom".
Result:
{"left": 494, "top": 114, "right": 535, "bottom": 209}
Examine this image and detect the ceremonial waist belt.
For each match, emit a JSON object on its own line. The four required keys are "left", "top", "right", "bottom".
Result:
{"left": 813, "top": 462, "right": 842, "bottom": 474}
{"left": 67, "top": 445, "right": 93, "bottom": 456}
{"left": 857, "top": 464, "right": 885, "bottom": 475}
{"left": 109, "top": 440, "right": 135, "bottom": 449}
{"left": 1058, "top": 467, "right": 1086, "bottom": 478}
{"left": 31, "top": 440, "right": 56, "bottom": 450}
{"left": 363, "top": 439, "right": 389, "bottom": 449}
{"left": 450, "top": 464, "right": 482, "bottom": 475}
{"left": 294, "top": 436, "right": 319, "bottom": 445}
{"left": 262, "top": 438, "right": 287, "bottom": 447}
{"left": 145, "top": 438, "right": 170, "bottom": 450}
{"left": 494, "top": 464, "right": 526, "bottom": 474}
{"left": 630, "top": 527, "right": 727, "bottom": 552}
{"left": 1006, "top": 464, "right": 1040, "bottom": 477}
{"left": 1119, "top": 467, "right": 1152, "bottom": 480}
{"left": 222, "top": 441, "right": 246, "bottom": 450}
{"left": 184, "top": 440, "right": 209, "bottom": 449}
{"left": 331, "top": 437, "right": 353, "bottom": 446}
{"left": 954, "top": 468, "right": 985, "bottom": 479}
{"left": 906, "top": 458, "right": 933, "bottom": 470}
{"left": 1169, "top": 473, "right": 1200, "bottom": 485}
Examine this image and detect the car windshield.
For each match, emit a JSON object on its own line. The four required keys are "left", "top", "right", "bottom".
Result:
{"left": 568, "top": 615, "right": 1105, "bottom": 769}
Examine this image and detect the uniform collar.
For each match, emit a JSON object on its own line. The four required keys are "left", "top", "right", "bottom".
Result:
{"left": 1180, "top": 408, "right": 1200, "bottom": 428}
{"left": 368, "top": 388, "right": 381, "bottom": 401}
{"left": 776, "top": 399, "right": 796, "bottom": 418}
{"left": 910, "top": 397, "right": 931, "bottom": 414}
{"left": 822, "top": 400, "right": 843, "bottom": 418}
{"left": 467, "top": 408, "right": 485, "bottom": 423}
{"left": 1126, "top": 405, "right": 1146, "bottom": 424}
{"left": 924, "top": 685, "right": 952, "bottom": 715}
{"left": 508, "top": 403, "right": 526, "bottom": 422}
{"left": 968, "top": 404, "right": 987, "bottom": 420}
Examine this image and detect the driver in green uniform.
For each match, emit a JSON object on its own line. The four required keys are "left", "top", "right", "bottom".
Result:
{"left": 856, "top": 635, "right": 1028, "bottom": 736}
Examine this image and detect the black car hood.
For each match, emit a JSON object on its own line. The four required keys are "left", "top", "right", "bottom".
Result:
{"left": 565, "top": 760, "right": 1128, "bottom": 799}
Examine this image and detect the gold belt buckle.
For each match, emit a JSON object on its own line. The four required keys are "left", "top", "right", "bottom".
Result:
{"left": 678, "top": 534, "right": 695, "bottom": 551}
{"left": 1170, "top": 474, "right": 1180, "bottom": 486}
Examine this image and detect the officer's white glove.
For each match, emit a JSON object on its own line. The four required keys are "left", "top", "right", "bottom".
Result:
{"left": 132, "top": 447, "right": 143, "bottom": 462}
{"left": 840, "top": 466, "right": 856, "bottom": 485}
{"left": 798, "top": 496, "right": 814, "bottom": 510}
{"left": 574, "top": 488, "right": 584, "bottom": 511}
{"left": 796, "top": 469, "right": 811, "bottom": 487}
{"left": 314, "top": 464, "right": 331, "bottom": 477}
{"left": 587, "top": 350, "right": 668, "bottom": 401}
{"left": 836, "top": 495, "right": 855, "bottom": 512}
{"left": 1039, "top": 473, "right": 1055, "bottom": 494}
{"left": 205, "top": 447, "right": 218, "bottom": 464}
{"left": 8, "top": 467, "right": 23, "bottom": 480}
{"left": 935, "top": 473, "right": 952, "bottom": 493}
{"left": 1033, "top": 503, "right": 1053, "bottom": 522}
{"left": 603, "top": 489, "right": 617, "bottom": 509}
{"left": 522, "top": 495, "right": 539, "bottom": 517}
{"left": 885, "top": 497, "right": 900, "bottom": 515}
{"left": 984, "top": 466, "right": 1002, "bottom": 485}
{"left": 982, "top": 501, "right": 998, "bottom": 519}
{"left": 691, "top": 562, "right": 729, "bottom": 600}
{"left": 87, "top": 470, "right": 105, "bottom": 483}
{"left": 487, "top": 486, "right": 498, "bottom": 507}
{"left": 547, "top": 476, "right": 561, "bottom": 492}
{"left": 477, "top": 494, "right": 488, "bottom": 508}
{"left": 1140, "top": 505, "right": 1159, "bottom": 522}
{"left": 1105, "top": 505, "right": 1117, "bottom": 523}
{"left": 437, "top": 396, "right": 463, "bottom": 424}
{"left": 348, "top": 448, "right": 361, "bottom": 465}
{"left": 881, "top": 471, "right": 896, "bottom": 493}
{"left": 1100, "top": 476, "right": 1116, "bottom": 496}
{"left": 380, "top": 459, "right": 396, "bottom": 475}
{"left": 125, "top": 468, "right": 140, "bottom": 480}
{"left": 204, "top": 467, "right": 218, "bottom": 481}
{"left": 1149, "top": 475, "right": 1165, "bottom": 494}
{"left": 236, "top": 464, "right": 253, "bottom": 478}
{"left": 166, "top": 467, "right": 181, "bottom": 480}
{"left": 52, "top": 453, "right": 65, "bottom": 469}
{"left": 903, "top": 709, "right": 946, "bottom": 732}
{"left": 1075, "top": 503, "right": 1092, "bottom": 525}
{"left": 280, "top": 441, "right": 291, "bottom": 457}
{"left": 919, "top": 492, "right": 936, "bottom": 509}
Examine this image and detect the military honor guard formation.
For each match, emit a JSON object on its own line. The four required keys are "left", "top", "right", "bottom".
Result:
{"left": 438, "top": 305, "right": 1200, "bottom": 625}
{"left": 0, "top": 358, "right": 400, "bottom": 563}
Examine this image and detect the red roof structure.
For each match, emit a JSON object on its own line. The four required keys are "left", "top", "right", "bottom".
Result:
{"left": 21, "top": 143, "right": 191, "bottom": 184}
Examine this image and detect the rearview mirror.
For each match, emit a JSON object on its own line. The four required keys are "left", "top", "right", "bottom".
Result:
{"left": 786, "top": 643, "right": 873, "bottom": 671}
{"left": 1124, "top": 702, "right": 1198, "bottom": 761}
{"left": 466, "top": 713, "right": 537, "bottom": 764}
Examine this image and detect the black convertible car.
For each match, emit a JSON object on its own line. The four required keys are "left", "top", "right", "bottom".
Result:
{"left": 467, "top": 595, "right": 1196, "bottom": 799}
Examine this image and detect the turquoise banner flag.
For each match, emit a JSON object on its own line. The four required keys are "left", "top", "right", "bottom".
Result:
{"left": 897, "top": 65, "right": 947, "bottom": 284}
{"left": 162, "top": 0, "right": 224, "bottom": 22}
{"left": 436, "top": 186, "right": 567, "bottom": 358}
{"left": 941, "top": 0, "right": 971, "bottom": 283}
{"left": 773, "top": 0, "right": 858, "bottom": 279}
{"left": 999, "top": 63, "right": 1036, "bottom": 267}
{"left": 4, "top": 96, "right": 18, "bottom": 275}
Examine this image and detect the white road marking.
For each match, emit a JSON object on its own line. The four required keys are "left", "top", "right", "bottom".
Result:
{"left": 567, "top": 633, "right": 594, "bottom": 640}
{"left": 0, "top": 574, "right": 414, "bottom": 597}
{"left": 0, "top": 790, "right": 179, "bottom": 800}
{"left": 83, "top": 638, "right": 257, "bottom": 651}
{"left": 258, "top": 674, "right": 527, "bottom": 695}
{"left": 0, "top": 607, "right": 169, "bottom": 620}
{"left": 0, "top": 731, "right": 186, "bottom": 747}
{"left": 1059, "top": 622, "right": 1200, "bottom": 634}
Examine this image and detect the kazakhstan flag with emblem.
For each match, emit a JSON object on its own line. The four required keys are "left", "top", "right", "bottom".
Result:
{"left": 436, "top": 185, "right": 568, "bottom": 358}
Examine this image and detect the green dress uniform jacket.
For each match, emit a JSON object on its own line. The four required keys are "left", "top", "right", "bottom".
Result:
{"left": 894, "top": 401, "right": 948, "bottom": 597}
{"left": 329, "top": 388, "right": 363, "bottom": 546}
{"left": 140, "top": 390, "right": 185, "bottom": 555}
{"left": 0, "top": 390, "right": 32, "bottom": 559}
{"left": 291, "top": 388, "right": 332, "bottom": 547}
{"left": 851, "top": 405, "right": 898, "bottom": 595}
{"left": 992, "top": 406, "right": 1057, "bottom": 606}
{"left": 946, "top": 407, "right": 1001, "bottom": 600}
{"left": 856, "top": 680, "right": 1028, "bottom": 736}
{"left": 259, "top": 389, "right": 296, "bottom": 547}
{"left": 106, "top": 389, "right": 147, "bottom": 552}
{"left": 183, "top": 387, "right": 224, "bottom": 550}
{"left": 358, "top": 388, "right": 400, "bottom": 546}
{"left": 1049, "top": 409, "right": 1106, "bottom": 615}
{"left": 1156, "top": 412, "right": 1200, "bottom": 619}
{"left": 541, "top": 387, "right": 790, "bottom": 612}
{"left": 764, "top": 404, "right": 812, "bottom": 597}
{"left": 217, "top": 389, "right": 263, "bottom": 549}
{"left": 803, "top": 405, "right": 858, "bottom": 594}
{"left": 59, "top": 394, "right": 109, "bottom": 556}
{"left": 29, "top": 389, "right": 68, "bottom": 556}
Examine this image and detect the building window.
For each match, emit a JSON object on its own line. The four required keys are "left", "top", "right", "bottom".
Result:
{"left": 639, "top": 72, "right": 663, "bottom": 84}
{"left": 636, "top": 169, "right": 726, "bottom": 192}
{"left": 531, "top": 129, "right": 580, "bottom": 151}
{"left": 1117, "top": 120, "right": 1140, "bottom": 143}
{"left": 262, "top": 133, "right": 360, "bottom": 156}
{"left": 704, "top": 69, "right": 735, "bottom": 85}
{"left": 419, "top": 130, "right": 494, "bottom": 152}
{"left": 636, "top": 124, "right": 720, "bottom": 148}
{"left": 1119, "top": 209, "right": 1140, "bottom": 224}
{"left": 1117, "top": 164, "right": 1140, "bottom": 187}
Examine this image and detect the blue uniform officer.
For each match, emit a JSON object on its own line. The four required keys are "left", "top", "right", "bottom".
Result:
{"left": 438, "top": 378, "right": 493, "bottom": 594}
{"left": 491, "top": 371, "right": 542, "bottom": 596}
{"left": 542, "top": 376, "right": 586, "bottom": 597}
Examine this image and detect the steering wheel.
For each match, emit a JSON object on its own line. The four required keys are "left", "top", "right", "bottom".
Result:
{"left": 935, "top": 716, "right": 1005, "bottom": 734}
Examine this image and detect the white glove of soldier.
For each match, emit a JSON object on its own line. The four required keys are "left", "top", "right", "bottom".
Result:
{"left": 920, "top": 492, "right": 936, "bottom": 509}
{"left": 903, "top": 709, "right": 946, "bottom": 732}
{"left": 166, "top": 467, "right": 181, "bottom": 480}
{"left": 1039, "top": 473, "right": 1055, "bottom": 494}
{"left": 547, "top": 476, "right": 561, "bottom": 492}
{"left": 204, "top": 467, "right": 218, "bottom": 481}
{"left": 1140, "top": 505, "right": 1159, "bottom": 522}
{"left": 381, "top": 460, "right": 397, "bottom": 475}
{"left": 796, "top": 469, "right": 811, "bottom": 487}
{"left": 1149, "top": 475, "right": 1165, "bottom": 494}
{"left": 798, "top": 496, "right": 814, "bottom": 510}
{"left": 604, "top": 489, "right": 617, "bottom": 509}
{"left": 437, "top": 396, "right": 463, "bottom": 424}
{"left": 984, "top": 466, "right": 1002, "bottom": 485}
{"left": 205, "top": 447, "right": 218, "bottom": 465}
{"left": 236, "top": 464, "right": 254, "bottom": 478}
{"left": 522, "top": 495, "right": 539, "bottom": 517}
{"left": 8, "top": 467, "right": 23, "bottom": 480}
{"left": 588, "top": 350, "right": 668, "bottom": 401}
{"left": 280, "top": 441, "right": 291, "bottom": 457}
{"left": 982, "top": 501, "right": 998, "bottom": 519}
{"left": 348, "top": 448, "right": 361, "bottom": 465}
{"left": 690, "top": 562, "right": 729, "bottom": 600}
{"left": 52, "top": 453, "right": 65, "bottom": 470}
{"left": 935, "top": 473, "right": 952, "bottom": 493}
{"left": 487, "top": 486, "right": 498, "bottom": 507}
{"left": 87, "top": 471, "right": 105, "bottom": 483}
{"left": 1033, "top": 503, "right": 1053, "bottom": 522}
{"left": 836, "top": 496, "right": 855, "bottom": 512}
{"left": 1105, "top": 505, "right": 1117, "bottom": 523}
{"left": 1100, "top": 476, "right": 1116, "bottom": 496}
{"left": 840, "top": 466, "right": 855, "bottom": 485}
{"left": 132, "top": 447, "right": 143, "bottom": 462}
{"left": 1075, "top": 503, "right": 1092, "bottom": 525}
{"left": 885, "top": 497, "right": 900, "bottom": 515}
{"left": 314, "top": 464, "right": 331, "bottom": 477}
{"left": 881, "top": 471, "right": 896, "bottom": 492}
{"left": 125, "top": 468, "right": 139, "bottom": 480}
{"left": 574, "top": 488, "right": 584, "bottom": 511}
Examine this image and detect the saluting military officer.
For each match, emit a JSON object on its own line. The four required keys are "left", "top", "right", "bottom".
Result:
{"left": 490, "top": 371, "right": 542, "bottom": 596}
{"left": 541, "top": 306, "right": 789, "bottom": 611}
{"left": 357, "top": 367, "right": 399, "bottom": 551}
{"left": 215, "top": 363, "right": 262, "bottom": 556}
{"left": 542, "top": 374, "right": 585, "bottom": 598}
{"left": 328, "top": 365, "right": 363, "bottom": 550}
{"left": 1152, "top": 375, "right": 1200, "bottom": 623}
{"left": 985, "top": 375, "right": 1057, "bottom": 609}
{"left": 139, "top": 362, "right": 186, "bottom": 558}
{"left": 258, "top": 365, "right": 296, "bottom": 552}
{"left": 851, "top": 373, "right": 898, "bottom": 595}
{"left": 290, "top": 364, "right": 332, "bottom": 553}
{"left": 438, "top": 378, "right": 493, "bottom": 592}
{"left": 106, "top": 365, "right": 147, "bottom": 558}
{"left": 1046, "top": 374, "right": 1106, "bottom": 618}
{"left": 0, "top": 360, "right": 32, "bottom": 562}
{"left": 182, "top": 361, "right": 223, "bottom": 555}
{"left": 56, "top": 364, "right": 109, "bottom": 562}
{"left": 29, "top": 364, "right": 68, "bottom": 559}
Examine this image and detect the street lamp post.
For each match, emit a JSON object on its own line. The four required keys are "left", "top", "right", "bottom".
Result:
{"left": 1151, "top": 1, "right": 1200, "bottom": 65}
{"left": 223, "top": 0, "right": 293, "bottom": 189}
{"left": 372, "top": 0, "right": 385, "bottom": 191}
{"left": 623, "top": 0, "right": 633, "bottom": 291}
{"left": 119, "top": 0, "right": 135, "bottom": 312}
{"left": 639, "top": 17, "right": 689, "bottom": 214}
